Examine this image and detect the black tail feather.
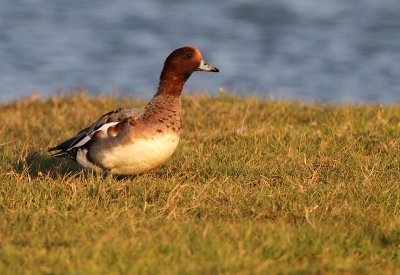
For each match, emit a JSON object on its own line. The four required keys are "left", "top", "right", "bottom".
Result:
{"left": 48, "top": 150, "right": 67, "bottom": 158}
{"left": 48, "top": 145, "right": 76, "bottom": 159}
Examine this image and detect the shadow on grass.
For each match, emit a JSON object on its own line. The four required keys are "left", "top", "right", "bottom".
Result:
{"left": 15, "top": 151, "right": 83, "bottom": 179}
{"left": 15, "top": 151, "right": 139, "bottom": 182}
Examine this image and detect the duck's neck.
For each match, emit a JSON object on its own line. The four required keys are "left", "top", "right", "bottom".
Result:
{"left": 156, "top": 74, "right": 186, "bottom": 96}
{"left": 151, "top": 76, "right": 185, "bottom": 107}
{"left": 143, "top": 79, "right": 183, "bottom": 128}
{"left": 146, "top": 92, "right": 182, "bottom": 114}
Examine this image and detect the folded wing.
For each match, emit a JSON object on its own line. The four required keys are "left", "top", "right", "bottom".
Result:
{"left": 48, "top": 107, "right": 143, "bottom": 158}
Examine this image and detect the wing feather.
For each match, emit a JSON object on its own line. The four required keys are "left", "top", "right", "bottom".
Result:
{"left": 48, "top": 107, "right": 143, "bottom": 158}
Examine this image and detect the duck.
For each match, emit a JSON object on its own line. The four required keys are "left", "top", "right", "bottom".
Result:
{"left": 48, "top": 46, "right": 219, "bottom": 175}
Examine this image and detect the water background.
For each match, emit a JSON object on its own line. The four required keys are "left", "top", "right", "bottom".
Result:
{"left": 0, "top": 0, "right": 399, "bottom": 103}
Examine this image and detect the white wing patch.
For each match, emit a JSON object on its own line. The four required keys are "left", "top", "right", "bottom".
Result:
{"left": 72, "top": 136, "right": 92, "bottom": 149}
{"left": 96, "top": 121, "right": 120, "bottom": 133}
{"left": 70, "top": 121, "right": 120, "bottom": 150}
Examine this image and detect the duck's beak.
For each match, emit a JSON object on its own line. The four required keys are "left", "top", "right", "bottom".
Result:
{"left": 196, "top": 60, "right": 219, "bottom": 72}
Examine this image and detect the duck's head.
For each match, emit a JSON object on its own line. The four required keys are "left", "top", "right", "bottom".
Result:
{"left": 160, "top": 46, "right": 219, "bottom": 83}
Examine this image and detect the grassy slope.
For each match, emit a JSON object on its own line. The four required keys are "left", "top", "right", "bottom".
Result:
{"left": 0, "top": 92, "right": 399, "bottom": 274}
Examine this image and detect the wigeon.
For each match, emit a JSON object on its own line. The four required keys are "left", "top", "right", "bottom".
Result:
{"left": 49, "top": 46, "right": 219, "bottom": 175}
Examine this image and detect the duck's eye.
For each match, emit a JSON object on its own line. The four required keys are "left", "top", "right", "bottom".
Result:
{"left": 186, "top": 53, "right": 192, "bottom": 58}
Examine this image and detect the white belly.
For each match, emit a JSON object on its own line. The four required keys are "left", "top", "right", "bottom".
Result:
{"left": 101, "top": 133, "right": 179, "bottom": 175}
{"left": 76, "top": 148, "right": 98, "bottom": 170}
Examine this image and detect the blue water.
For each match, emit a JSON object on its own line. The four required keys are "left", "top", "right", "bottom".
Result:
{"left": 0, "top": 0, "right": 399, "bottom": 103}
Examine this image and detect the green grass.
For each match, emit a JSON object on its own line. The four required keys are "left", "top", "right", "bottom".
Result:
{"left": 0, "top": 92, "right": 399, "bottom": 274}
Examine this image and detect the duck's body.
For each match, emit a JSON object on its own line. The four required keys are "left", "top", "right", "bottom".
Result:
{"left": 49, "top": 46, "right": 218, "bottom": 175}
{"left": 74, "top": 93, "right": 181, "bottom": 175}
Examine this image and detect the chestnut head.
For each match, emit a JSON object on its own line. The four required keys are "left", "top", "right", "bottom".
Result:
{"left": 161, "top": 46, "right": 219, "bottom": 81}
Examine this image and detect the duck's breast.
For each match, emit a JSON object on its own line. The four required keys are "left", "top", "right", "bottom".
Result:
{"left": 100, "top": 133, "right": 180, "bottom": 175}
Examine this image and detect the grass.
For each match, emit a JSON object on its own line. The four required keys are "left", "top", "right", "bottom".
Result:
{"left": 0, "top": 91, "right": 399, "bottom": 274}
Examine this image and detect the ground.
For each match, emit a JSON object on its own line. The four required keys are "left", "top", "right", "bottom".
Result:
{"left": 0, "top": 92, "right": 399, "bottom": 274}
